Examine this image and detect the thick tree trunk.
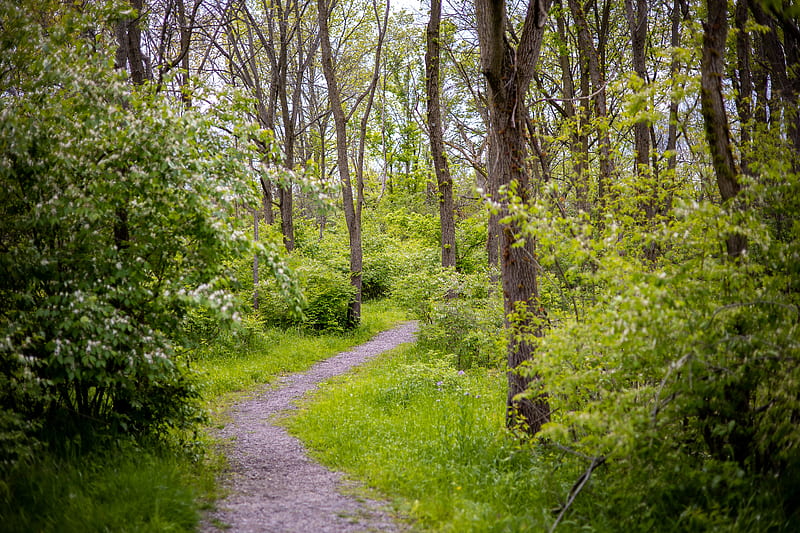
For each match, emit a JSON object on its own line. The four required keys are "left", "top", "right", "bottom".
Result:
{"left": 476, "top": 0, "right": 552, "bottom": 435}
{"left": 426, "top": 0, "right": 457, "bottom": 269}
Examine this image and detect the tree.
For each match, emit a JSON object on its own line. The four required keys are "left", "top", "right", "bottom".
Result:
{"left": 700, "top": 0, "right": 745, "bottom": 257}
{"left": 475, "top": 0, "right": 552, "bottom": 435}
{"left": 426, "top": 0, "right": 457, "bottom": 268}
{"left": 317, "top": 0, "right": 389, "bottom": 325}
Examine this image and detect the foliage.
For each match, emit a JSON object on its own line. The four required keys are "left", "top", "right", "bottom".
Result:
{"left": 0, "top": 302, "right": 403, "bottom": 533}
{"left": 254, "top": 254, "right": 354, "bottom": 333}
{"left": 393, "top": 267, "right": 505, "bottom": 369}
{"left": 516, "top": 158, "right": 800, "bottom": 529}
{"left": 194, "top": 300, "right": 405, "bottom": 399}
{"left": 0, "top": 0, "right": 292, "bottom": 456}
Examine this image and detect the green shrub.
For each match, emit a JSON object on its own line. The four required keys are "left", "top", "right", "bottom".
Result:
{"left": 0, "top": 0, "right": 283, "bottom": 457}
{"left": 298, "top": 260, "right": 357, "bottom": 332}
{"left": 528, "top": 165, "right": 800, "bottom": 530}
{"left": 393, "top": 268, "right": 504, "bottom": 369}
{"left": 257, "top": 256, "right": 355, "bottom": 333}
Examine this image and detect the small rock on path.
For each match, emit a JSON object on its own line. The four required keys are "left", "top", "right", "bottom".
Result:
{"left": 201, "top": 321, "right": 418, "bottom": 533}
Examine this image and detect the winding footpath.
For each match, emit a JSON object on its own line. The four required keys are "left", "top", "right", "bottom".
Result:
{"left": 201, "top": 321, "right": 418, "bottom": 533}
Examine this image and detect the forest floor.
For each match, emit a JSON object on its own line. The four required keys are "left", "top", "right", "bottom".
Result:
{"left": 200, "top": 321, "right": 418, "bottom": 533}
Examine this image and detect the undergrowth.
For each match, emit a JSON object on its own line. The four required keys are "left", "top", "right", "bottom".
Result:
{"left": 286, "top": 344, "right": 578, "bottom": 532}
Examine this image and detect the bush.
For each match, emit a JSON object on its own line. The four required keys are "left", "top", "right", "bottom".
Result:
{"left": 257, "top": 256, "right": 355, "bottom": 333}
{"left": 0, "top": 1, "right": 277, "bottom": 457}
{"left": 298, "top": 260, "right": 357, "bottom": 332}
{"left": 393, "top": 268, "right": 505, "bottom": 369}
{"left": 530, "top": 166, "right": 800, "bottom": 529}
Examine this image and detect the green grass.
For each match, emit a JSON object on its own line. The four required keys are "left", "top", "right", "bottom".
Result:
{"left": 286, "top": 345, "right": 577, "bottom": 532}
{"left": 0, "top": 300, "right": 406, "bottom": 533}
{"left": 0, "top": 443, "right": 217, "bottom": 533}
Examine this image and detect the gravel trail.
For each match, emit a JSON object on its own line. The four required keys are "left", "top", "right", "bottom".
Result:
{"left": 201, "top": 321, "right": 418, "bottom": 533}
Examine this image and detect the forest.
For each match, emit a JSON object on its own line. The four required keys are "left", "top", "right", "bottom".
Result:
{"left": 1, "top": 0, "right": 799, "bottom": 530}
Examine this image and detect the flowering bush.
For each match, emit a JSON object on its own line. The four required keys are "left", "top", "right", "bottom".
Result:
{"left": 0, "top": 1, "right": 290, "bottom": 458}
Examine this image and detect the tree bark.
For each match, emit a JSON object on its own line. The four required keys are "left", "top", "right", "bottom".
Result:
{"left": 554, "top": 0, "right": 589, "bottom": 214}
{"left": 115, "top": 0, "right": 149, "bottom": 85}
{"left": 426, "top": 0, "right": 457, "bottom": 269}
{"left": 355, "top": 0, "right": 389, "bottom": 245}
{"left": 476, "top": 0, "right": 552, "bottom": 435}
{"left": 733, "top": 0, "right": 754, "bottom": 176}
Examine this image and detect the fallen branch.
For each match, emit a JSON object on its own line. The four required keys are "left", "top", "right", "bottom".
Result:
{"left": 549, "top": 454, "right": 606, "bottom": 532}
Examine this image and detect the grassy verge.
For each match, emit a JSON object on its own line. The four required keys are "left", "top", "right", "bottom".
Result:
{"left": 194, "top": 299, "right": 405, "bottom": 401}
{"left": 286, "top": 345, "right": 578, "bottom": 532}
{"left": 0, "top": 300, "right": 405, "bottom": 533}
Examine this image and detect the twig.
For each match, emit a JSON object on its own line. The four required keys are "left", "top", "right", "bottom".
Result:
{"left": 549, "top": 454, "right": 606, "bottom": 532}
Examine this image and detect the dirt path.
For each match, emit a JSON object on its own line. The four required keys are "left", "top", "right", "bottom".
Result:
{"left": 201, "top": 322, "right": 418, "bottom": 533}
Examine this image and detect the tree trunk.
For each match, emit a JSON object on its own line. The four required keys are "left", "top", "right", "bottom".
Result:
{"left": 624, "top": 0, "right": 659, "bottom": 262}
{"left": 555, "top": 0, "right": 589, "bottom": 214}
{"left": 476, "top": 0, "right": 552, "bottom": 436}
{"left": 355, "top": 0, "right": 389, "bottom": 242}
{"left": 666, "top": 0, "right": 685, "bottom": 174}
{"left": 701, "top": 0, "right": 745, "bottom": 257}
{"left": 569, "top": 0, "right": 613, "bottom": 218}
{"left": 733, "top": 0, "right": 754, "bottom": 177}
{"left": 318, "top": 0, "right": 362, "bottom": 325}
{"left": 486, "top": 129, "right": 501, "bottom": 269}
{"left": 115, "top": 0, "right": 148, "bottom": 85}
{"left": 426, "top": 0, "right": 457, "bottom": 269}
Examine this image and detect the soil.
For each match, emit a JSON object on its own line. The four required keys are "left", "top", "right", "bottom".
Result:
{"left": 200, "top": 321, "right": 418, "bottom": 533}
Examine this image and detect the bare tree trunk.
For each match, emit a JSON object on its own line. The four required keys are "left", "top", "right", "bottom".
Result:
{"left": 733, "top": 0, "right": 754, "bottom": 177}
{"left": 114, "top": 0, "right": 151, "bottom": 252}
{"left": 275, "top": 0, "right": 295, "bottom": 252}
{"left": 666, "top": 0, "right": 685, "bottom": 174}
{"left": 555, "top": 0, "right": 589, "bottom": 214}
{"left": 569, "top": 0, "right": 613, "bottom": 218}
{"left": 486, "top": 129, "right": 500, "bottom": 269}
{"left": 476, "top": 0, "right": 552, "bottom": 436}
{"left": 318, "top": 0, "right": 362, "bottom": 325}
{"left": 253, "top": 209, "right": 259, "bottom": 310}
{"left": 426, "top": 0, "right": 457, "bottom": 269}
{"left": 175, "top": 0, "right": 192, "bottom": 107}
{"left": 624, "top": 0, "right": 659, "bottom": 262}
{"left": 355, "top": 0, "right": 390, "bottom": 238}
{"left": 115, "top": 0, "right": 148, "bottom": 86}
